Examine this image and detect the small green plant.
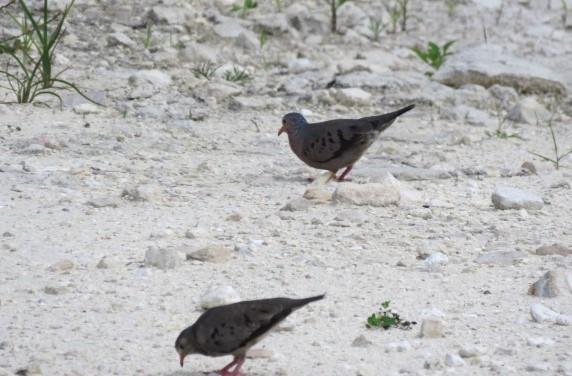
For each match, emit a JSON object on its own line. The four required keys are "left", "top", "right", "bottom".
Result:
{"left": 190, "top": 61, "right": 219, "bottom": 80}
{"left": 258, "top": 29, "right": 268, "bottom": 49}
{"left": 396, "top": 0, "right": 410, "bottom": 32}
{"left": 529, "top": 113, "right": 572, "bottom": 170}
{"left": 230, "top": 0, "right": 258, "bottom": 18}
{"left": 411, "top": 40, "right": 455, "bottom": 76}
{"left": 0, "top": 0, "right": 101, "bottom": 105}
{"left": 329, "top": 0, "right": 351, "bottom": 33}
{"left": 223, "top": 66, "right": 251, "bottom": 85}
{"left": 444, "top": 0, "right": 458, "bottom": 17}
{"left": 368, "top": 16, "right": 385, "bottom": 41}
{"left": 383, "top": 1, "right": 401, "bottom": 33}
{"left": 366, "top": 301, "right": 415, "bottom": 330}
{"left": 485, "top": 106, "right": 523, "bottom": 140}
{"left": 143, "top": 22, "right": 153, "bottom": 49}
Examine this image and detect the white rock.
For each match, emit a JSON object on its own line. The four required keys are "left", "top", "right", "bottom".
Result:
{"left": 106, "top": 32, "right": 136, "bottom": 47}
{"left": 445, "top": 352, "right": 465, "bottom": 367}
{"left": 187, "top": 245, "right": 232, "bottom": 263}
{"left": 530, "top": 303, "right": 572, "bottom": 325}
{"left": 200, "top": 285, "right": 241, "bottom": 309}
{"left": 424, "top": 252, "right": 449, "bottom": 269}
{"left": 506, "top": 97, "right": 552, "bottom": 124}
{"left": 420, "top": 318, "right": 444, "bottom": 338}
{"left": 334, "top": 88, "right": 373, "bottom": 106}
{"left": 492, "top": 186, "right": 543, "bottom": 210}
{"left": 459, "top": 344, "right": 486, "bottom": 358}
{"left": 287, "top": 58, "right": 318, "bottom": 73}
{"left": 129, "top": 70, "right": 172, "bottom": 88}
{"left": 385, "top": 341, "right": 412, "bottom": 352}
{"left": 527, "top": 337, "right": 554, "bottom": 347}
{"left": 144, "top": 246, "right": 182, "bottom": 269}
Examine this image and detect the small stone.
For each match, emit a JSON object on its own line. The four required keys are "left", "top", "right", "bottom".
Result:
{"left": 125, "top": 184, "right": 162, "bottom": 202}
{"left": 351, "top": 335, "right": 372, "bottom": 348}
{"left": 526, "top": 363, "right": 550, "bottom": 372}
{"left": 535, "top": 243, "right": 572, "bottom": 256}
{"left": 44, "top": 285, "right": 68, "bottom": 295}
{"left": 106, "top": 32, "right": 136, "bottom": 48}
{"left": 144, "top": 246, "right": 182, "bottom": 269}
{"left": 96, "top": 257, "right": 118, "bottom": 269}
{"left": 385, "top": 341, "right": 411, "bottom": 352}
{"left": 459, "top": 345, "right": 485, "bottom": 358}
{"left": 527, "top": 337, "right": 554, "bottom": 347}
{"left": 521, "top": 161, "right": 537, "bottom": 175}
{"left": 187, "top": 245, "right": 232, "bottom": 263}
{"left": 528, "top": 269, "right": 572, "bottom": 297}
{"left": 281, "top": 198, "right": 313, "bottom": 212}
{"left": 333, "top": 183, "right": 400, "bottom": 207}
{"left": 226, "top": 213, "right": 243, "bottom": 222}
{"left": 199, "top": 285, "right": 241, "bottom": 309}
{"left": 303, "top": 188, "right": 333, "bottom": 201}
{"left": 491, "top": 186, "right": 543, "bottom": 210}
{"left": 445, "top": 353, "right": 465, "bottom": 367}
{"left": 128, "top": 70, "right": 172, "bottom": 88}
{"left": 185, "top": 228, "right": 210, "bottom": 239}
{"left": 87, "top": 196, "right": 121, "bottom": 208}
{"left": 47, "top": 260, "right": 74, "bottom": 272}
{"left": 424, "top": 252, "right": 449, "bottom": 270}
{"left": 420, "top": 318, "right": 444, "bottom": 338}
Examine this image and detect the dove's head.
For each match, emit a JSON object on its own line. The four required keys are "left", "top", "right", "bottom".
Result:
{"left": 175, "top": 328, "right": 198, "bottom": 367}
{"left": 278, "top": 112, "right": 308, "bottom": 136}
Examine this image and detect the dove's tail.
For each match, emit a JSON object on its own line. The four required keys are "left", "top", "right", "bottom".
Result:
{"left": 367, "top": 104, "right": 415, "bottom": 132}
{"left": 291, "top": 294, "right": 326, "bottom": 309}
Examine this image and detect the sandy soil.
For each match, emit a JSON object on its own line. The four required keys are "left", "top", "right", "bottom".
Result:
{"left": 1, "top": 1, "right": 572, "bottom": 375}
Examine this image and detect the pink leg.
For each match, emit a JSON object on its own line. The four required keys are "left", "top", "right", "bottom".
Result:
{"left": 337, "top": 166, "right": 353, "bottom": 182}
{"left": 216, "top": 357, "right": 246, "bottom": 376}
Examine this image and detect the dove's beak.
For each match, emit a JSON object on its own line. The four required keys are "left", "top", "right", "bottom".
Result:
{"left": 180, "top": 354, "right": 185, "bottom": 367}
{"left": 278, "top": 126, "right": 285, "bottom": 136}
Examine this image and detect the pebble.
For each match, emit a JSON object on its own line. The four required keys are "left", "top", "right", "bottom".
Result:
{"left": 491, "top": 186, "right": 544, "bottom": 210}
{"left": 144, "top": 246, "right": 182, "bottom": 269}
{"left": 106, "top": 32, "right": 136, "bottom": 48}
{"left": 527, "top": 336, "right": 554, "bottom": 347}
{"left": 459, "top": 344, "right": 485, "bottom": 358}
{"left": 87, "top": 196, "right": 121, "bottom": 208}
{"left": 187, "top": 245, "right": 232, "bottom": 263}
{"left": 528, "top": 269, "right": 572, "bottom": 297}
{"left": 334, "top": 88, "right": 373, "bottom": 106}
{"left": 47, "top": 259, "right": 74, "bottom": 272}
{"left": 385, "top": 340, "right": 411, "bottom": 352}
{"left": 124, "top": 184, "right": 163, "bottom": 202}
{"left": 351, "top": 334, "right": 372, "bottom": 348}
{"left": 96, "top": 257, "right": 118, "bottom": 269}
{"left": 526, "top": 363, "right": 550, "bottom": 372}
{"left": 424, "top": 252, "right": 449, "bottom": 270}
{"left": 506, "top": 97, "right": 552, "bottom": 124}
{"left": 199, "top": 285, "right": 241, "bottom": 309}
{"left": 44, "top": 285, "right": 69, "bottom": 295}
{"left": 281, "top": 198, "right": 313, "bottom": 212}
{"left": 420, "top": 318, "right": 444, "bottom": 338}
{"left": 303, "top": 188, "right": 333, "bottom": 201}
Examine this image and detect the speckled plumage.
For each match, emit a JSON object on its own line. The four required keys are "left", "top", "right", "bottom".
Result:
{"left": 175, "top": 295, "right": 324, "bottom": 376}
{"left": 279, "top": 105, "right": 415, "bottom": 181}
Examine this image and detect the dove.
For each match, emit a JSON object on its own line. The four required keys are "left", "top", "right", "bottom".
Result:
{"left": 278, "top": 104, "right": 415, "bottom": 182}
{"left": 175, "top": 294, "right": 325, "bottom": 376}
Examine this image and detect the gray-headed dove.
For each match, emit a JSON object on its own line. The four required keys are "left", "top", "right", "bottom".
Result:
{"left": 278, "top": 104, "right": 415, "bottom": 182}
{"left": 175, "top": 294, "right": 324, "bottom": 375}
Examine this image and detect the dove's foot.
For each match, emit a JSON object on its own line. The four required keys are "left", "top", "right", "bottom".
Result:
{"left": 336, "top": 166, "right": 353, "bottom": 182}
{"left": 214, "top": 357, "right": 245, "bottom": 376}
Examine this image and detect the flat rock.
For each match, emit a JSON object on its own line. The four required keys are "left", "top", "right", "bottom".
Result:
{"left": 87, "top": 196, "right": 121, "bottom": 208}
{"left": 475, "top": 251, "right": 527, "bottom": 265}
{"left": 434, "top": 45, "right": 566, "bottom": 95}
{"left": 491, "top": 186, "right": 543, "bottom": 210}
{"left": 47, "top": 260, "right": 74, "bottom": 272}
{"left": 535, "top": 243, "right": 572, "bottom": 256}
{"left": 231, "top": 96, "right": 282, "bottom": 110}
{"left": 281, "top": 198, "right": 313, "bottom": 212}
{"left": 333, "top": 88, "right": 373, "bottom": 106}
{"left": 530, "top": 303, "right": 571, "bottom": 325}
{"left": 303, "top": 188, "right": 333, "bottom": 201}
{"left": 128, "top": 70, "right": 172, "bottom": 88}
{"left": 528, "top": 269, "right": 572, "bottom": 297}
{"left": 333, "top": 183, "right": 400, "bottom": 207}
{"left": 187, "top": 245, "right": 232, "bottom": 263}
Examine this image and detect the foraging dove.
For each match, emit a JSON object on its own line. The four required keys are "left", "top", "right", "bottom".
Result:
{"left": 278, "top": 105, "right": 415, "bottom": 182}
{"left": 175, "top": 294, "right": 324, "bottom": 375}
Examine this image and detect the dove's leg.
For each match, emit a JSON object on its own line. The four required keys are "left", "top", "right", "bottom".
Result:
{"left": 337, "top": 166, "right": 353, "bottom": 182}
{"left": 216, "top": 357, "right": 246, "bottom": 376}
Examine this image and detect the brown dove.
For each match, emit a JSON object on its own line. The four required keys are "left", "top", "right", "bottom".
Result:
{"left": 175, "top": 294, "right": 324, "bottom": 375}
{"left": 278, "top": 104, "right": 415, "bottom": 182}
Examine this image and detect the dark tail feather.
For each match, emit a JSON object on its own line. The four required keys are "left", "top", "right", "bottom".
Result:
{"left": 291, "top": 294, "right": 325, "bottom": 309}
{"left": 368, "top": 104, "right": 415, "bottom": 132}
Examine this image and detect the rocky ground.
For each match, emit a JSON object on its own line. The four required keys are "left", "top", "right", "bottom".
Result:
{"left": 1, "top": 0, "right": 572, "bottom": 375}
